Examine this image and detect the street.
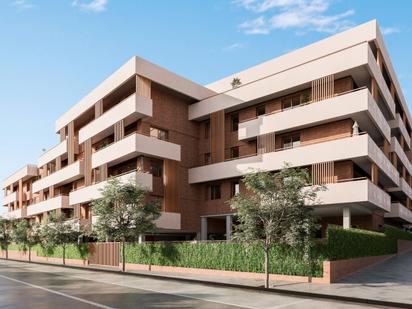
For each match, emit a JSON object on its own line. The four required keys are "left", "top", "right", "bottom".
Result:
{"left": 0, "top": 260, "right": 382, "bottom": 309}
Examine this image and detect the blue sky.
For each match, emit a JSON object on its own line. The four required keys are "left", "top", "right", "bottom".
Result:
{"left": 1, "top": 0, "right": 411, "bottom": 205}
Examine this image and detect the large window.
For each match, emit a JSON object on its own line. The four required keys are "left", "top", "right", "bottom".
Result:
{"left": 150, "top": 126, "right": 168, "bottom": 141}
{"left": 282, "top": 95, "right": 301, "bottom": 110}
{"left": 231, "top": 181, "right": 240, "bottom": 197}
{"left": 282, "top": 134, "right": 301, "bottom": 149}
{"left": 204, "top": 153, "right": 211, "bottom": 165}
{"left": 204, "top": 121, "right": 210, "bottom": 139}
{"left": 150, "top": 159, "right": 163, "bottom": 177}
{"left": 210, "top": 184, "right": 221, "bottom": 200}
{"left": 256, "top": 105, "right": 266, "bottom": 117}
{"left": 231, "top": 114, "right": 239, "bottom": 132}
{"left": 230, "top": 146, "right": 240, "bottom": 159}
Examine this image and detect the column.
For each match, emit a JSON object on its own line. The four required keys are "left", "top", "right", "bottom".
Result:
{"left": 371, "top": 162, "right": 379, "bottom": 185}
{"left": 201, "top": 217, "right": 208, "bottom": 241}
{"left": 138, "top": 234, "right": 145, "bottom": 244}
{"left": 343, "top": 207, "right": 351, "bottom": 229}
{"left": 226, "top": 215, "right": 233, "bottom": 241}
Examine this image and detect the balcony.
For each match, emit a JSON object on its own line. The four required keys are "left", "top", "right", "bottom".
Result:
{"left": 4, "top": 208, "right": 24, "bottom": 219}
{"left": 91, "top": 212, "right": 181, "bottom": 230}
{"left": 78, "top": 93, "right": 152, "bottom": 144}
{"left": 38, "top": 140, "right": 67, "bottom": 167}
{"left": 92, "top": 133, "right": 181, "bottom": 169}
{"left": 391, "top": 137, "right": 412, "bottom": 175}
{"left": 313, "top": 179, "right": 391, "bottom": 214}
{"left": 69, "top": 170, "right": 153, "bottom": 205}
{"left": 385, "top": 203, "right": 412, "bottom": 224}
{"left": 189, "top": 134, "right": 399, "bottom": 187}
{"left": 32, "top": 160, "right": 84, "bottom": 193}
{"left": 26, "top": 195, "right": 71, "bottom": 217}
{"left": 2, "top": 164, "right": 38, "bottom": 189}
{"left": 2, "top": 191, "right": 17, "bottom": 206}
{"left": 387, "top": 178, "right": 412, "bottom": 201}
{"left": 238, "top": 88, "right": 390, "bottom": 143}
{"left": 389, "top": 113, "right": 411, "bottom": 149}
{"left": 155, "top": 212, "right": 181, "bottom": 230}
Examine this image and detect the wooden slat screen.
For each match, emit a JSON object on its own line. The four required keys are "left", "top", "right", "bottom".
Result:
{"left": 164, "top": 159, "right": 179, "bottom": 213}
{"left": 84, "top": 139, "right": 92, "bottom": 186}
{"left": 257, "top": 132, "right": 276, "bottom": 154}
{"left": 312, "top": 74, "right": 334, "bottom": 102}
{"left": 210, "top": 110, "right": 225, "bottom": 163}
{"left": 95, "top": 100, "right": 103, "bottom": 118}
{"left": 137, "top": 75, "right": 151, "bottom": 98}
{"left": 114, "top": 120, "right": 124, "bottom": 142}
{"left": 312, "top": 161, "right": 335, "bottom": 185}
{"left": 68, "top": 121, "right": 75, "bottom": 164}
{"left": 88, "top": 242, "right": 120, "bottom": 267}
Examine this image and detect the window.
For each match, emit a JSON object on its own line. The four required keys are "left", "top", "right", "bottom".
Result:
{"left": 230, "top": 146, "right": 239, "bottom": 159}
{"left": 204, "top": 153, "right": 211, "bottom": 165}
{"left": 150, "top": 159, "right": 163, "bottom": 177}
{"left": 204, "top": 121, "right": 210, "bottom": 139}
{"left": 231, "top": 181, "right": 240, "bottom": 197}
{"left": 256, "top": 105, "right": 266, "bottom": 117}
{"left": 282, "top": 134, "right": 300, "bottom": 149}
{"left": 231, "top": 114, "right": 239, "bottom": 132}
{"left": 210, "top": 184, "right": 221, "bottom": 200}
{"left": 150, "top": 126, "right": 168, "bottom": 141}
{"left": 282, "top": 95, "right": 301, "bottom": 110}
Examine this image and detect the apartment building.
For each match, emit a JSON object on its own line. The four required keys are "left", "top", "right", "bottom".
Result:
{"left": 2, "top": 20, "right": 412, "bottom": 240}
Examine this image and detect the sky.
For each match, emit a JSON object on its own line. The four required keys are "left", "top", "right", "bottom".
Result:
{"left": 1, "top": 0, "right": 412, "bottom": 208}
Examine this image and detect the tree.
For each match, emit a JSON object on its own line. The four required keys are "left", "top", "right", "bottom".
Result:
{"left": 40, "top": 212, "right": 81, "bottom": 265}
{"left": 92, "top": 178, "right": 161, "bottom": 272}
{"left": 0, "top": 218, "right": 14, "bottom": 260}
{"left": 229, "top": 165, "right": 322, "bottom": 288}
{"left": 12, "top": 219, "right": 41, "bottom": 262}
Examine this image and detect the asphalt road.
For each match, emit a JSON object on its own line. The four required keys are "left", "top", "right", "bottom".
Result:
{"left": 0, "top": 260, "right": 383, "bottom": 309}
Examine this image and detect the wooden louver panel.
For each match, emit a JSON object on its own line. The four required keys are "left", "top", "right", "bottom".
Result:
{"left": 210, "top": 110, "right": 225, "bottom": 163}
{"left": 137, "top": 75, "right": 151, "bottom": 98}
{"left": 312, "top": 161, "right": 335, "bottom": 185}
{"left": 257, "top": 132, "right": 276, "bottom": 154}
{"left": 312, "top": 74, "right": 334, "bottom": 102}
{"left": 84, "top": 139, "right": 92, "bottom": 186}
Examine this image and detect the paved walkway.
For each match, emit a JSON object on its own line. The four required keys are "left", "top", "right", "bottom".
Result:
{"left": 272, "top": 250, "right": 412, "bottom": 305}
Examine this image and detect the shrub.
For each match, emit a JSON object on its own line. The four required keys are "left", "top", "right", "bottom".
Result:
{"left": 125, "top": 242, "right": 325, "bottom": 277}
{"left": 35, "top": 243, "right": 88, "bottom": 260}
{"left": 384, "top": 225, "right": 412, "bottom": 241}
{"left": 325, "top": 225, "right": 396, "bottom": 260}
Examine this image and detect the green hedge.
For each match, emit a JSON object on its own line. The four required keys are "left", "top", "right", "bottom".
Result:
{"left": 125, "top": 242, "right": 325, "bottom": 277}
{"left": 325, "top": 225, "right": 396, "bottom": 260}
{"left": 384, "top": 225, "right": 412, "bottom": 241}
{"left": 35, "top": 244, "right": 88, "bottom": 260}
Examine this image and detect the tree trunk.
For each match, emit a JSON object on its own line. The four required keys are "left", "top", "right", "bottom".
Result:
{"left": 29, "top": 246, "right": 31, "bottom": 262}
{"left": 5, "top": 246, "right": 8, "bottom": 260}
{"left": 264, "top": 246, "right": 269, "bottom": 289}
{"left": 63, "top": 246, "right": 66, "bottom": 265}
{"left": 122, "top": 241, "right": 126, "bottom": 272}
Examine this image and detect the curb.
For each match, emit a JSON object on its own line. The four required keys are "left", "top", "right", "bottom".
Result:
{"left": 1, "top": 258, "right": 409, "bottom": 309}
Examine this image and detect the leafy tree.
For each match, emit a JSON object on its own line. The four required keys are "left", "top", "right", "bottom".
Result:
{"left": 40, "top": 212, "right": 81, "bottom": 265}
{"left": 12, "top": 219, "right": 41, "bottom": 262}
{"left": 92, "top": 178, "right": 161, "bottom": 272}
{"left": 0, "top": 218, "right": 14, "bottom": 260}
{"left": 229, "top": 165, "right": 322, "bottom": 288}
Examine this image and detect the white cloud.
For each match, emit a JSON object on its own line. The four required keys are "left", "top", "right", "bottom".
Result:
{"left": 72, "top": 0, "right": 108, "bottom": 13}
{"left": 235, "top": 0, "right": 355, "bottom": 35}
{"left": 223, "top": 43, "right": 245, "bottom": 51}
{"left": 12, "top": 0, "right": 35, "bottom": 10}
{"left": 381, "top": 27, "right": 400, "bottom": 35}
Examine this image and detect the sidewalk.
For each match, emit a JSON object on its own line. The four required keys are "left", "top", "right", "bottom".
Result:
{"left": 2, "top": 251, "right": 412, "bottom": 308}
{"left": 111, "top": 251, "right": 412, "bottom": 307}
